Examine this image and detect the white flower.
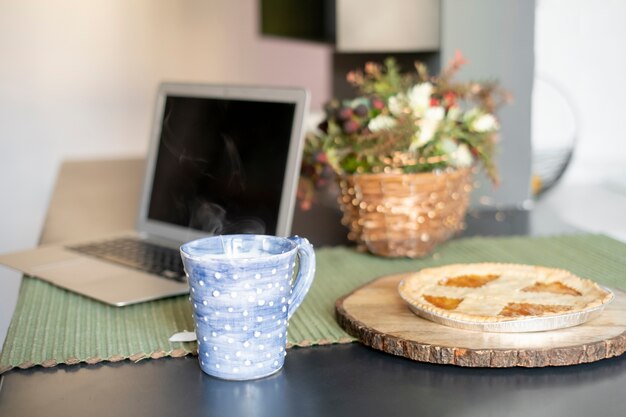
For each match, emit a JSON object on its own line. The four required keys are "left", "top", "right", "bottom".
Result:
{"left": 446, "top": 107, "right": 461, "bottom": 121}
{"left": 471, "top": 113, "right": 499, "bottom": 132}
{"left": 368, "top": 115, "right": 397, "bottom": 132}
{"left": 440, "top": 138, "right": 474, "bottom": 168}
{"left": 407, "top": 82, "right": 433, "bottom": 117}
{"left": 412, "top": 123, "right": 436, "bottom": 150}
{"left": 454, "top": 143, "right": 474, "bottom": 167}
{"left": 387, "top": 94, "right": 405, "bottom": 116}
{"left": 424, "top": 106, "right": 445, "bottom": 122}
{"left": 440, "top": 137, "right": 457, "bottom": 154}
{"left": 411, "top": 106, "right": 445, "bottom": 150}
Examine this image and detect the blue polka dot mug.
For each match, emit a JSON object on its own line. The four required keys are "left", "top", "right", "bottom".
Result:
{"left": 180, "top": 234, "right": 316, "bottom": 380}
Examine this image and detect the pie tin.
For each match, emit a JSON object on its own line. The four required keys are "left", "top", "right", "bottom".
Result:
{"left": 400, "top": 287, "right": 615, "bottom": 333}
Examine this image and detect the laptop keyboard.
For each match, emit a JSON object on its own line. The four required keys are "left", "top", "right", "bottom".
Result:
{"left": 67, "top": 237, "right": 187, "bottom": 282}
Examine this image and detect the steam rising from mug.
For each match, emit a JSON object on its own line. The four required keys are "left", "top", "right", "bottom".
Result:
{"left": 189, "top": 200, "right": 265, "bottom": 235}
{"left": 161, "top": 104, "right": 267, "bottom": 235}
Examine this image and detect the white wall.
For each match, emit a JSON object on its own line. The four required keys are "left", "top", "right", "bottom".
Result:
{"left": 533, "top": 0, "right": 626, "bottom": 186}
{"left": 0, "top": 0, "right": 331, "bottom": 253}
{"left": 4, "top": 0, "right": 625, "bottom": 256}
{"left": 442, "top": 0, "right": 535, "bottom": 208}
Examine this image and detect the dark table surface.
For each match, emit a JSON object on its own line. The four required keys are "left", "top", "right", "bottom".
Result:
{"left": 0, "top": 159, "right": 623, "bottom": 417}
{"left": 2, "top": 344, "right": 625, "bottom": 417}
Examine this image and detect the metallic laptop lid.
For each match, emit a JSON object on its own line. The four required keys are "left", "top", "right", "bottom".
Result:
{"left": 137, "top": 83, "right": 310, "bottom": 243}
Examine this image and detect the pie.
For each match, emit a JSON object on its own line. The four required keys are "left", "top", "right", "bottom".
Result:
{"left": 398, "top": 263, "right": 614, "bottom": 327}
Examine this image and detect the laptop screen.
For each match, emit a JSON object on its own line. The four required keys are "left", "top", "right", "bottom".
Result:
{"left": 146, "top": 95, "right": 296, "bottom": 236}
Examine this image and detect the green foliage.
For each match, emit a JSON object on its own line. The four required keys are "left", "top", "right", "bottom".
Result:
{"left": 299, "top": 53, "right": 509, "bottom": 207}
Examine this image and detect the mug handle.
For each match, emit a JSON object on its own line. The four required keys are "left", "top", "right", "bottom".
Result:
{"left": 286, "top": 236, "right": 316, "bottom": 320}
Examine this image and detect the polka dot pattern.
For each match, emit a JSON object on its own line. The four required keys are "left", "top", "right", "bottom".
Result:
{"left": 181, "top": 235, "right": 316, "bottom": 380}
{"left": 182, "top": 242, "right": 304, "bottom": 380}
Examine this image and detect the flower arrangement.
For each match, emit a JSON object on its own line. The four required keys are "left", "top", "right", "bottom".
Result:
{"left": 299, "top": 52, "right": 509, "bottom": 209}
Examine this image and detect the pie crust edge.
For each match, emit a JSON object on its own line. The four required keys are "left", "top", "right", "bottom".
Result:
{"left": 397, "top": 263, "right": 614, "bottom": 324}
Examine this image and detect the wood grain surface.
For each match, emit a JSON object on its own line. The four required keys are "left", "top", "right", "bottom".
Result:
{"left": 336, "top": 273, "right": 626, "bottom": 367}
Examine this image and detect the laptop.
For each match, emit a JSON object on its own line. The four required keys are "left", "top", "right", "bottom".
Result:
{"left": 0, "top": 83, "right": 310, "bottom": 306}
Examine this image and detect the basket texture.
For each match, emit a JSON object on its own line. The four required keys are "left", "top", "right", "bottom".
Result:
{"left": 337, "top": 168, "right": 473, "bottom": 257}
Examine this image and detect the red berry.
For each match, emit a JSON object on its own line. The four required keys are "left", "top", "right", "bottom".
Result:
{"left": 371, "top": 97, "right": 385, "bottom": 110}
{"left": 430, "top": 98, "right": 440, "bottom": 107}
{"left": 444, "top": 92, "right": 457, "bottom": 107}
{"left": 342, "top": 120, "right": 359, "bottom": 134}
{"left": 315, "top": 152, "right": 328, "bottom": 163}
{"left": 336, "top": 107, "right": 353, "bottom": 121}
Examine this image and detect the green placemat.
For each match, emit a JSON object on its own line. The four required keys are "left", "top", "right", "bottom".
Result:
{"left": 2, "top": 234, "right": 626, "bottom": 373}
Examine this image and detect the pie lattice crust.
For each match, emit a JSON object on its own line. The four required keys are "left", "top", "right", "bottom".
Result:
{"left": 398, "top": 263, "right": 614, "bottom": 325}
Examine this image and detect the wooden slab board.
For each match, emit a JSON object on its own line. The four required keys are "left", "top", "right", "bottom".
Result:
{"left": 335, "top": 273, "right": 626, "bottom": 367}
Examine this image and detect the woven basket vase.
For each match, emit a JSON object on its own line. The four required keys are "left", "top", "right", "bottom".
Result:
{"left": 337, "top": 168, "right": 473, "bottom": 258}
